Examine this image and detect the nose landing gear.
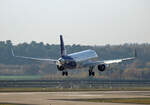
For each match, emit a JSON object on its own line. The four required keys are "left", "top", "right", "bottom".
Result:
{"left": 62, "top": 71, "right": 68, "bottom": 76}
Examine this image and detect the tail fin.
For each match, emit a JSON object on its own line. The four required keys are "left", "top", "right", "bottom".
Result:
{"left": 60, "top": 35, "right": 67, "bottom": 56}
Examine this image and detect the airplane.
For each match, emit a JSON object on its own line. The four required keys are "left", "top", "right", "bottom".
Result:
{"left": 11, "top": 35, "right": 137, "bottom": 76}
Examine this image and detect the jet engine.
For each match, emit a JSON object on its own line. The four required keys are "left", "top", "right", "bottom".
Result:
{"left": 98, "top": 64, "right": 107, "bottom": 71}
{"left": 56, "top": 58, "right": 65, "bottom": 71}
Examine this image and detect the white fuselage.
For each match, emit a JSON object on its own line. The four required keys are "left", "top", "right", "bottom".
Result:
{"left": 68, "top": 49, "right": 98, "bottom": 69}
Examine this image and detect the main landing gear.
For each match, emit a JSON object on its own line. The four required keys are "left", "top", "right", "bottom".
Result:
{"left": 62, "top": 71, "right": 68, "bottom": 76}
{"left": 89, "top": 66, "right": 95, "bottom": 76}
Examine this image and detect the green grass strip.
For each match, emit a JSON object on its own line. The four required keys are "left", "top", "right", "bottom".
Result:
{"left": 1, "top": 87, "right": 150, "bottom": 92}
{"left": 0, "top": 75, "right": 42, "bottom": 80}
{"left": 73, "top": 98, "right": 150, "bottom": 104}
{"left": 0, "top": 103, "right": 31, "bottom": 105}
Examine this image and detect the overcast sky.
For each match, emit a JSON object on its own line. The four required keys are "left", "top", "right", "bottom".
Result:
{"left": 0, "top": 0, "right": 150, "bottom": 45}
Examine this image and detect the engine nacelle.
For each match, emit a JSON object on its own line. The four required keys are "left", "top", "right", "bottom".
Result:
{"left": 57, "top": 65, "right": 65, "bottom": 71}
{"left": 98, "top": 64, "right": 107, "bottom": 71}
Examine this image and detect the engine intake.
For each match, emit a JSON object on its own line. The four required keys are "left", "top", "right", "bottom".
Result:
{"left": 98, "top": 64, "right": 106, "bottom": 71}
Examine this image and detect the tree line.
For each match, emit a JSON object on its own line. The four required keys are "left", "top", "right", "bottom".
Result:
{"left": 0, "top": 40, "right": 150, "bottom": 80}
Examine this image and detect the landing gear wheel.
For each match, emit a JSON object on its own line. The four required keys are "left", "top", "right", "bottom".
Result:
{"left": 89, "top": 70, "right": 91, "bottom": 76}
{"left": 62, "top": 72, "right": 65, "bottom": 76}
{"left": 62, "top": 71, "right": 68, "bottom": 76}
{"left": 89, "top": 70, "right": 95, "bottom": 76}
{"left": 66, "top": 72, "right": 68, "bottom": 76}
{"left": 92, "top": 72, "right": 95, "bottom": 76}
{"left": 88, "top": 66, "right": 95, "bottom": 76}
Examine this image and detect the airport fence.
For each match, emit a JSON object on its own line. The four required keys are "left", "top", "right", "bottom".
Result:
{"left": 0, "top": 80, "right": 150, "bottom": 88}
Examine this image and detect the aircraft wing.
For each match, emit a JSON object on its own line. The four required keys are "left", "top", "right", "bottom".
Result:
{"left": 83, "top": 57, "right": 136, "bottom": 68}
{"left": 83, "top": 49, "right": 137, "bottom": 67}
{"left": 95, "top": 57, "right": 135, "bottom": 65}
{"left": 99, "top": 49, "right": 137, "bottom": 65}
{"left": 11, "top": 48, "right": 57, "bottom": 64}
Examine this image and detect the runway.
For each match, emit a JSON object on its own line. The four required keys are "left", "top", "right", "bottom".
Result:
{"left": 0, "top": 91, "right": 150, "bottom": 105}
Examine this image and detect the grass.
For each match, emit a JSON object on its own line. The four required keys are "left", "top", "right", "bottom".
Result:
{"left": 0, "top": 87, "right": 150, "bottom": 92}
{"left": 66, "top": 98, "right": 150, "bottom": 104}
{"left": 0, "top": 75, "right": 42, "bottom": 80}
{"left": 0, "top": 103, "right": 31, "bottom": 105}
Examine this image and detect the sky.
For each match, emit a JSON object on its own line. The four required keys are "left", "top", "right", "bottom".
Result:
{"left": 0, "top": 0, "right": 150, "bottom": 45}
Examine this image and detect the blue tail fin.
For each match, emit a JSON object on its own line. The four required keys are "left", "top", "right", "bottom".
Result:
{"left": 60, "top": 35, "right": 67, "bottom": 57}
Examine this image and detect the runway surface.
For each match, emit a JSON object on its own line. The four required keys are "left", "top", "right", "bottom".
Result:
{"left": 0, "top": 91, "right": 150, "bottom": 105}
